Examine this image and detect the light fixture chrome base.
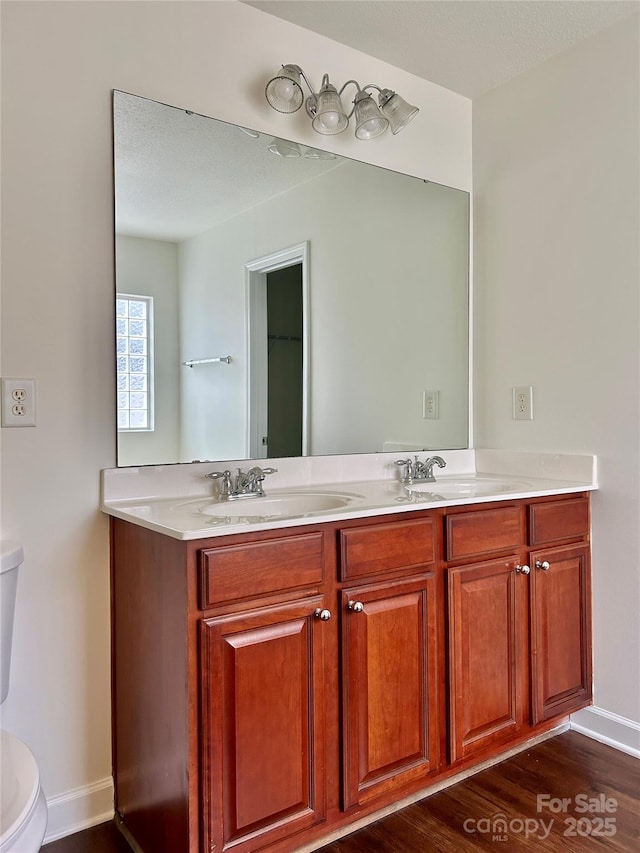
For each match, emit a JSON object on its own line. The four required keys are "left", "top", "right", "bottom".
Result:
{"left": 265, "top": 64, "right": 419, "bottom": 141}
{"left": 305, "top": 95, "right": 318, "bottom": 119}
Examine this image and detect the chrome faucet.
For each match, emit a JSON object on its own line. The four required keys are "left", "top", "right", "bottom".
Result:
{"left": 419, "top": 455, "right": 446, "bottom": 482}
{"left": 206, "top": 466, "right": 277, "bottom": 500}
{"left": 395, "top": 455, "right": 446, "bottom": 484}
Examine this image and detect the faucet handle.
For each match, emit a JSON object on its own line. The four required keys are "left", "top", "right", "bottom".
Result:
{"left": 248, "top": 466, "right": 278, "bottom": 479}
{"left": 395, "top": 458, "right": 414, "bottom": 482}
{"left": 206, "top": 469, "right": 231, "bottom": 480}
{"left": 205, "top": 469, "right": 232, "bottom": 497}
{"left": 395, "top": 458, "right": 411, "bottom": 468}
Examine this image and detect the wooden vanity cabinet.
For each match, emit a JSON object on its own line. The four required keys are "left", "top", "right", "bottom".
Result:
{"left": 110, "top": 519, "right": 194, "bottom": 853}
{"left": 110, "top": 521, "right": 335, "bottom": 853}
{"left": 338, "top": 517, "right": 440, "bottom": 809}
{"left": 447, "top": 555, "right": 529, "bottom": 761}
{"left": 445, "top": 495, "right": 592, "bottom": 765}
{"left": 445, "top": 504, "right": 528, "bottom": 762}
{"left": 197, "top": 530, "right": 332, "bottom": 853}
{"left": 200, "top": 597, "right": 329, "bottom": 853}
{"left": 110, "top": 492, "right": 592, "bottom": 853}
{"left": 527, "top": 498, "right": 592, "bottom": 724}
{"left": 198, "top": 514, "right": 442, "bottom": 847}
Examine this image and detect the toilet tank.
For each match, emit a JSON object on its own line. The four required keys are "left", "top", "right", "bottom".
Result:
{"left": 1, "top": 541, "right": 24, "bottom": 703}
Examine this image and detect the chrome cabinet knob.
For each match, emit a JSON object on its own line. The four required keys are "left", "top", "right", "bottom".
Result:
{"left": 515, "top": 564, "right": 530, "bottom": 575}
{"left": 535, "top": 560, "right": 551, "bottom": 571}
{"left": 347, "top": 601, "right": 364, "bottom": 612}
{"left": 314, "top": 608, "right": 332, "bottom": 621}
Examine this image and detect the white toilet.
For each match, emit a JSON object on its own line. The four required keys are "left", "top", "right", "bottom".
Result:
{"left": 1, "top": 541, "right": 48, "bottom": 853}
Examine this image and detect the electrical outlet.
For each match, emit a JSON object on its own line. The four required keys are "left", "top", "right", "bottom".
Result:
{"left": 1, "top": 378, "right": 36, "bottom": 427}
{"left": 512, "top": 385, "right": 533, "bottom": 421}
{"left": 423, "top": 390, "right": 439, "bottom": 419}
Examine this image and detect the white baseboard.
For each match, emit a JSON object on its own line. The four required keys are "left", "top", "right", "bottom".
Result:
{"left": 570, "top": 706, "right": 640, "bottom": 758}
{"left": 39, "top": 711, "right": 637, "bottom": 846}
{"left": 43, "top": 776, "right": 114, "bottom": 844}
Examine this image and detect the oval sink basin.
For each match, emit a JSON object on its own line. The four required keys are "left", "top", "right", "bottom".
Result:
{"left": 405, "top": 476, "right": 532, "bottom": 499}
{"left": 199, "top": 490, "right": 364, "bottom": 519}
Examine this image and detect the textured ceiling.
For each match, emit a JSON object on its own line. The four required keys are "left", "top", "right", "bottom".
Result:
{"left": 244, "top": 0, "right": 638, "bottom": 97}
{"left": 115, "top": 93, "right": 342, "bottom": 241}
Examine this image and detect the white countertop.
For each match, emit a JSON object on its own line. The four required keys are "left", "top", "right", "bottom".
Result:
{"left": 101, "top": 450, "right": 598, "bottom": 541}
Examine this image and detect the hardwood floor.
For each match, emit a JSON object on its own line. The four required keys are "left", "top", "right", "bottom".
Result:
{"left": 42, "top": 821, "right": 132, "bottom": 853}
{"left": 319, "top": 732, "right": 639, "bottom": 852}
{"left": 43, "top": 732, "right": 639, "bottom": 852}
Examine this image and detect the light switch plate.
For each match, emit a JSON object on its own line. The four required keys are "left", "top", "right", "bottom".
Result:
{"left": 1, "top": 378, "right": 36, "bottom": 427}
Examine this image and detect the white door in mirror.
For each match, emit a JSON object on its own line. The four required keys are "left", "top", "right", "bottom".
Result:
{"left": 1, "top": 378, "right": 36, "bottom": 427}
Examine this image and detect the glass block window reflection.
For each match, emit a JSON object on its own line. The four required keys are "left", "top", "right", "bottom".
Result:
{"left": 116, "top": 294, "right": 154, "bottom": 431}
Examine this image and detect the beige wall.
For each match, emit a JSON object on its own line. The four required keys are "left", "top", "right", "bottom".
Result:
{"left": 474, "top": 17, "right": 640, "bottom": 736}
{"left": 0, "top": 0, "right": 471, "bottom": 839}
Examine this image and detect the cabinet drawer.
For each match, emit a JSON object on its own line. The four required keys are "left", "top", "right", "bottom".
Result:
{"left": 340, "top": 517, "right": 435, "bottom": 581}
{"left": 199, "top": 532, "right": 324, "bottom": 609}
{"left": 445, "top": 506, "right": 522, "bottom": 562}
{"left": 528, "top": 497, "right": 589, "bottom": 547}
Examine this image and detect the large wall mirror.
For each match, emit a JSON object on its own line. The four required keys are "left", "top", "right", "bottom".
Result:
{"left": 114, "top": 91, "right": 470, "bottom": 467}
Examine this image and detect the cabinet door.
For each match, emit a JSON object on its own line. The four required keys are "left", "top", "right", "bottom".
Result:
{"left": 201, "top": 599, "right": 328, "bottom": 853}
{"left": 529, "top": 543, "right": 592, "bottom": 723}
{"left": 341, "top": 574, "right": 439, "bottom": 808}
{"left": 447, "top": 559, "right": 527, "bottom": 762}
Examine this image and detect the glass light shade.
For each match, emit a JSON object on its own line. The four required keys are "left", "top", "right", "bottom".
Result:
{"left": 311, "top": 83, "right": 348, "bottom": 135}
{"left": 265, "top": 65, "right": 304, "bottom": 114}
{"left": 267, "top": 138, "right": 302, "bottom": 158}
{"left": 378, "top": 89, "right": 419, "bottom": 135}
{"left": 353, "top": 93, "right": 389, "bottom": 140}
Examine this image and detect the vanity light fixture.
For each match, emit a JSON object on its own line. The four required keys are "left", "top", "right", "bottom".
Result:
{"left": 265, "top": 64, "right": 419, "bottom": 140}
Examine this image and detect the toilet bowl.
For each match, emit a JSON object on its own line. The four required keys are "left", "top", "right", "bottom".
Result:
{"left": 0, "top": 731, "right": 48, "bottom": 853}
{"left": 1, "top": 540, "right": 47, "bottom": 852}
